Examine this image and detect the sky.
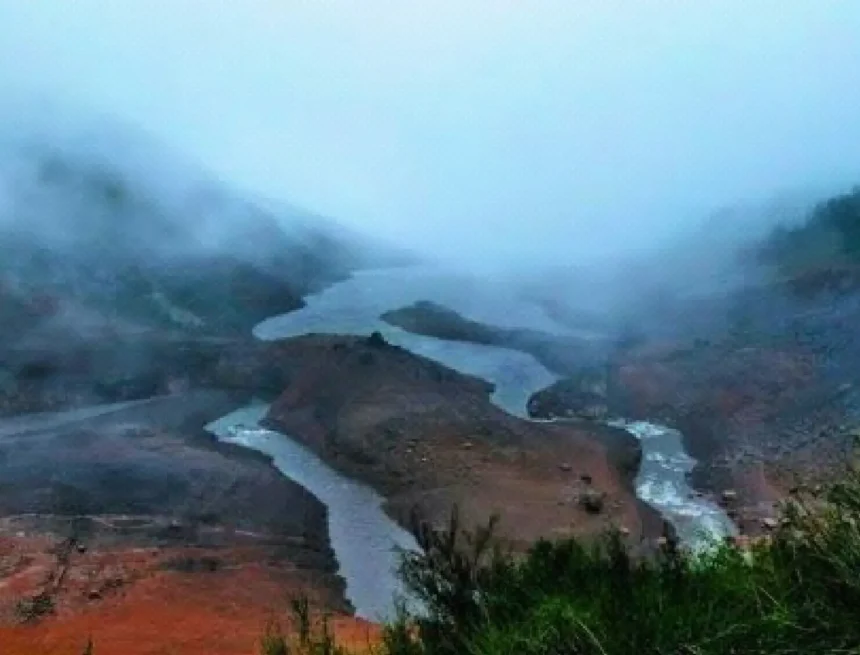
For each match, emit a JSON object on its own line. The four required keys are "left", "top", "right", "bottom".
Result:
{"left": 2, "top": 1, "right": 860, "bottom": 268}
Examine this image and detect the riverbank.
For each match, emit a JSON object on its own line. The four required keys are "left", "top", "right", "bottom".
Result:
{"left": 0, "top": 391, "right": 353, "bottom": 653}
{"left": 368, "top": 287, "right": 860, "bottom": 538}
{"left": 257, "top": 334, "right": 661, "bottom": 548}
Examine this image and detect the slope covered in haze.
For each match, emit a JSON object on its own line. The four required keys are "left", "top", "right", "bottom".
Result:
{"left": 0, "top": 122, "right": 391, "bottom": 342}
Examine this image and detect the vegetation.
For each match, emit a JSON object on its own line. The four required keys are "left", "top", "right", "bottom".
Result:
{"left": 259, "top": 597, "right": 351, "bottom": 655}
{"left": 14, "top": 592, "right": 55, "bottom": 624}
{"left": 762, "top": 186, "right": 860, "bottom": 273}
{"left": 261, "top": 467, "right": 860, "bottom": 655}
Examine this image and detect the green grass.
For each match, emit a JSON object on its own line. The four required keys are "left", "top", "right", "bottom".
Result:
{"left": 374, "top": 467, "right": 860, "bottom": 655}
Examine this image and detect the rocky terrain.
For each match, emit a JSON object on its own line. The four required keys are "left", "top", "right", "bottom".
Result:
{"left": 375, "top": 273, "right": 860, "bottom": 536}
{"left": 606, "top": 292, "right": 860, "bottom": 531}
{"left": 247, "top": 333, "right": 661, "bottom": 549}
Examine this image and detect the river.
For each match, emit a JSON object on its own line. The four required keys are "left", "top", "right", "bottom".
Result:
{"left": 212, "top": 264, "right": 736, "bottom": 619}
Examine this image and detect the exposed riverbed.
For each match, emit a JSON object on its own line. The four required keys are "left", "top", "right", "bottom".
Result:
{"left": 217, "top": 265, "right": 735, "bottom": 618}
{"left": 206, "top": 403, "right": 418, "bottom": 622}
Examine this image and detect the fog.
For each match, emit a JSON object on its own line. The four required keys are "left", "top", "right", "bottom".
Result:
{"left": 2, "top": 1, "right": 860, "bottom": 271}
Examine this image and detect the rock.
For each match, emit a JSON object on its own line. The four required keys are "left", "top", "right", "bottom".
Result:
{"left": 366, "top": 331, "right": 387, "bottom": 348}
{"left": 761, "top": 517, "right": 778, "bottom": 530}
{"left": 579, "top": 489, "right": 605, "bottom": 514}
{"left": 462, "top": 441, "right": 473, "bottom": 449}
{"left": 656, "top": 536, "right": 668, "bottom": 548}
{"left": 580, "top": 473, "right": 593, "bottom": 484}
{"left": 87, "top": 589, "right": 102, "bottom": 601}
{"left": 619, "top": 526, "right": 631, "bottom": 537}
{"left": 721, "top": 489, "right": 738, "bottom": 503}
{"left": 559, "top": 463, "right": 573, "bottom": 472}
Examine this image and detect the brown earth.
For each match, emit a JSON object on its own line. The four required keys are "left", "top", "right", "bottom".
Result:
{"left": 0, "top": 391, "right": 356, "bottom": 653}
{"left": 0, "top": 536, "right": 379, "bottom": 655}
{"left": 250, "top": 334, "right": 662, "bottom": 549}
{"left": 609, "top": 337, "right": 856, "bottom": 533}
{"left": 376, "top": 286, "right": 860, "bottom": 537}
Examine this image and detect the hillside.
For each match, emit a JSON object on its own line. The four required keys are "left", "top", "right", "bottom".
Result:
{"left": 0, "top": 132, "right": 381, "bottom": 341}
{"left": 0, "top": 126, "right": 395, "bottom": 653}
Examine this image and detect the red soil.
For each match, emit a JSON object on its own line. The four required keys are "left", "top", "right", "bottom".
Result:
{"left": 0, "top": 539, "right": 377, "bottom": 655}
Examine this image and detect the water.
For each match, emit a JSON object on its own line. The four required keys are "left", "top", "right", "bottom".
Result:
{"left": 618, "top": 421, "right": 737, "bottom": 545}
{"left": 254, "top": 266, "right": 562, "bottom": 417}
{"left": 256, "top": 265, "right": 583, "bottom": 337}
{"left": 206, "top": 403, "right": 420, "bottom": 622}
{"left": 223, "top": 264, "right": 735, "bottom": 616}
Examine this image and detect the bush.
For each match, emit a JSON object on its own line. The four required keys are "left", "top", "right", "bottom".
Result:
{"left": 259, "top": 596, "right": 349, "bottom": 655}
{"left": 762, "top": 186, "right": 860, "bottom": 272}
{"left": 254, "top": 469, "right": 860, "bottom": 655}
{"left": 386, "top": 471, "right": 860, "bottom": 655}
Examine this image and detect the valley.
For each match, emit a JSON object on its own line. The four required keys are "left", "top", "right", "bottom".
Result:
{"left": 1, "top": 136, "right": 858, "bottom": 654}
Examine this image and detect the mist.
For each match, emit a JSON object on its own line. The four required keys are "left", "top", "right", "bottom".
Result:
{"left": 2, "top": 2, "right": 860, "bottom": 272}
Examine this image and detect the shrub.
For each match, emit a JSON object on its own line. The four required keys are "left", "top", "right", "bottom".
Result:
{"left": 259, "top": 597, "right": 348, "bottom": 655}
{"left": 255, "top": 468, "right": 860, "bottom": 654}
{"left": 388, "top": 471, "right": 860, "bottom": 655}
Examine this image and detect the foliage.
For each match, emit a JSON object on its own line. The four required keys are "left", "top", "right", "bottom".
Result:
{"left": 14, "top": 592, "right": 55, "bottom": 624}
{"left": 259, "top": 596, "right": 349, "bottom": 655}
{"left": 385, "top": 472, "right": 860, "bottom": 655}
{"left": 762, "top": 186, "right": 860, "bottom": 273}
{"left": 247, "top": 465, "right": 860, "bottom": 654}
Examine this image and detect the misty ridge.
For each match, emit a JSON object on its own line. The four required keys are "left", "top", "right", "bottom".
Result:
{"left": 0, "top": 109, "right": 412, "bottom": 344}
{"left": 0, "top": 103, "right": 858, "bottom": 351}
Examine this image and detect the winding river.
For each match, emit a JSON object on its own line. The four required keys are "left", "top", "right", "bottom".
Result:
{"left": 211, "top": 264, "right": 736, "bottom": 620}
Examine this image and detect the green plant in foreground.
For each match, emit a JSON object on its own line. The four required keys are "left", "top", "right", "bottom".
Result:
{"left": 260, "top": 597, "right": 349, "bottom": 655}
{"left": 258, "top": 468, "right": 860, "bottom": 655}
{"left": 387, "top": 470, "right": 860, "bottom": 655}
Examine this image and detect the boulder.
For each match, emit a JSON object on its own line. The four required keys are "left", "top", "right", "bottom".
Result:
{"left": 761, "top": 517, "right": 779, "bottom": 531}
{"left": 579, "top": 489, "right": 605, "bottom": 514}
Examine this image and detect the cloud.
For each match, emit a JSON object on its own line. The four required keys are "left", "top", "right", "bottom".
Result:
{"left": 2, "top": 1, "right": 860, "bottom": 268}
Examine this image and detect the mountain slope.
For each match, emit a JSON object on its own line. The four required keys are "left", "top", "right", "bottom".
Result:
{"left": 0, "top": 127, "right": 386, "bottom": 340}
